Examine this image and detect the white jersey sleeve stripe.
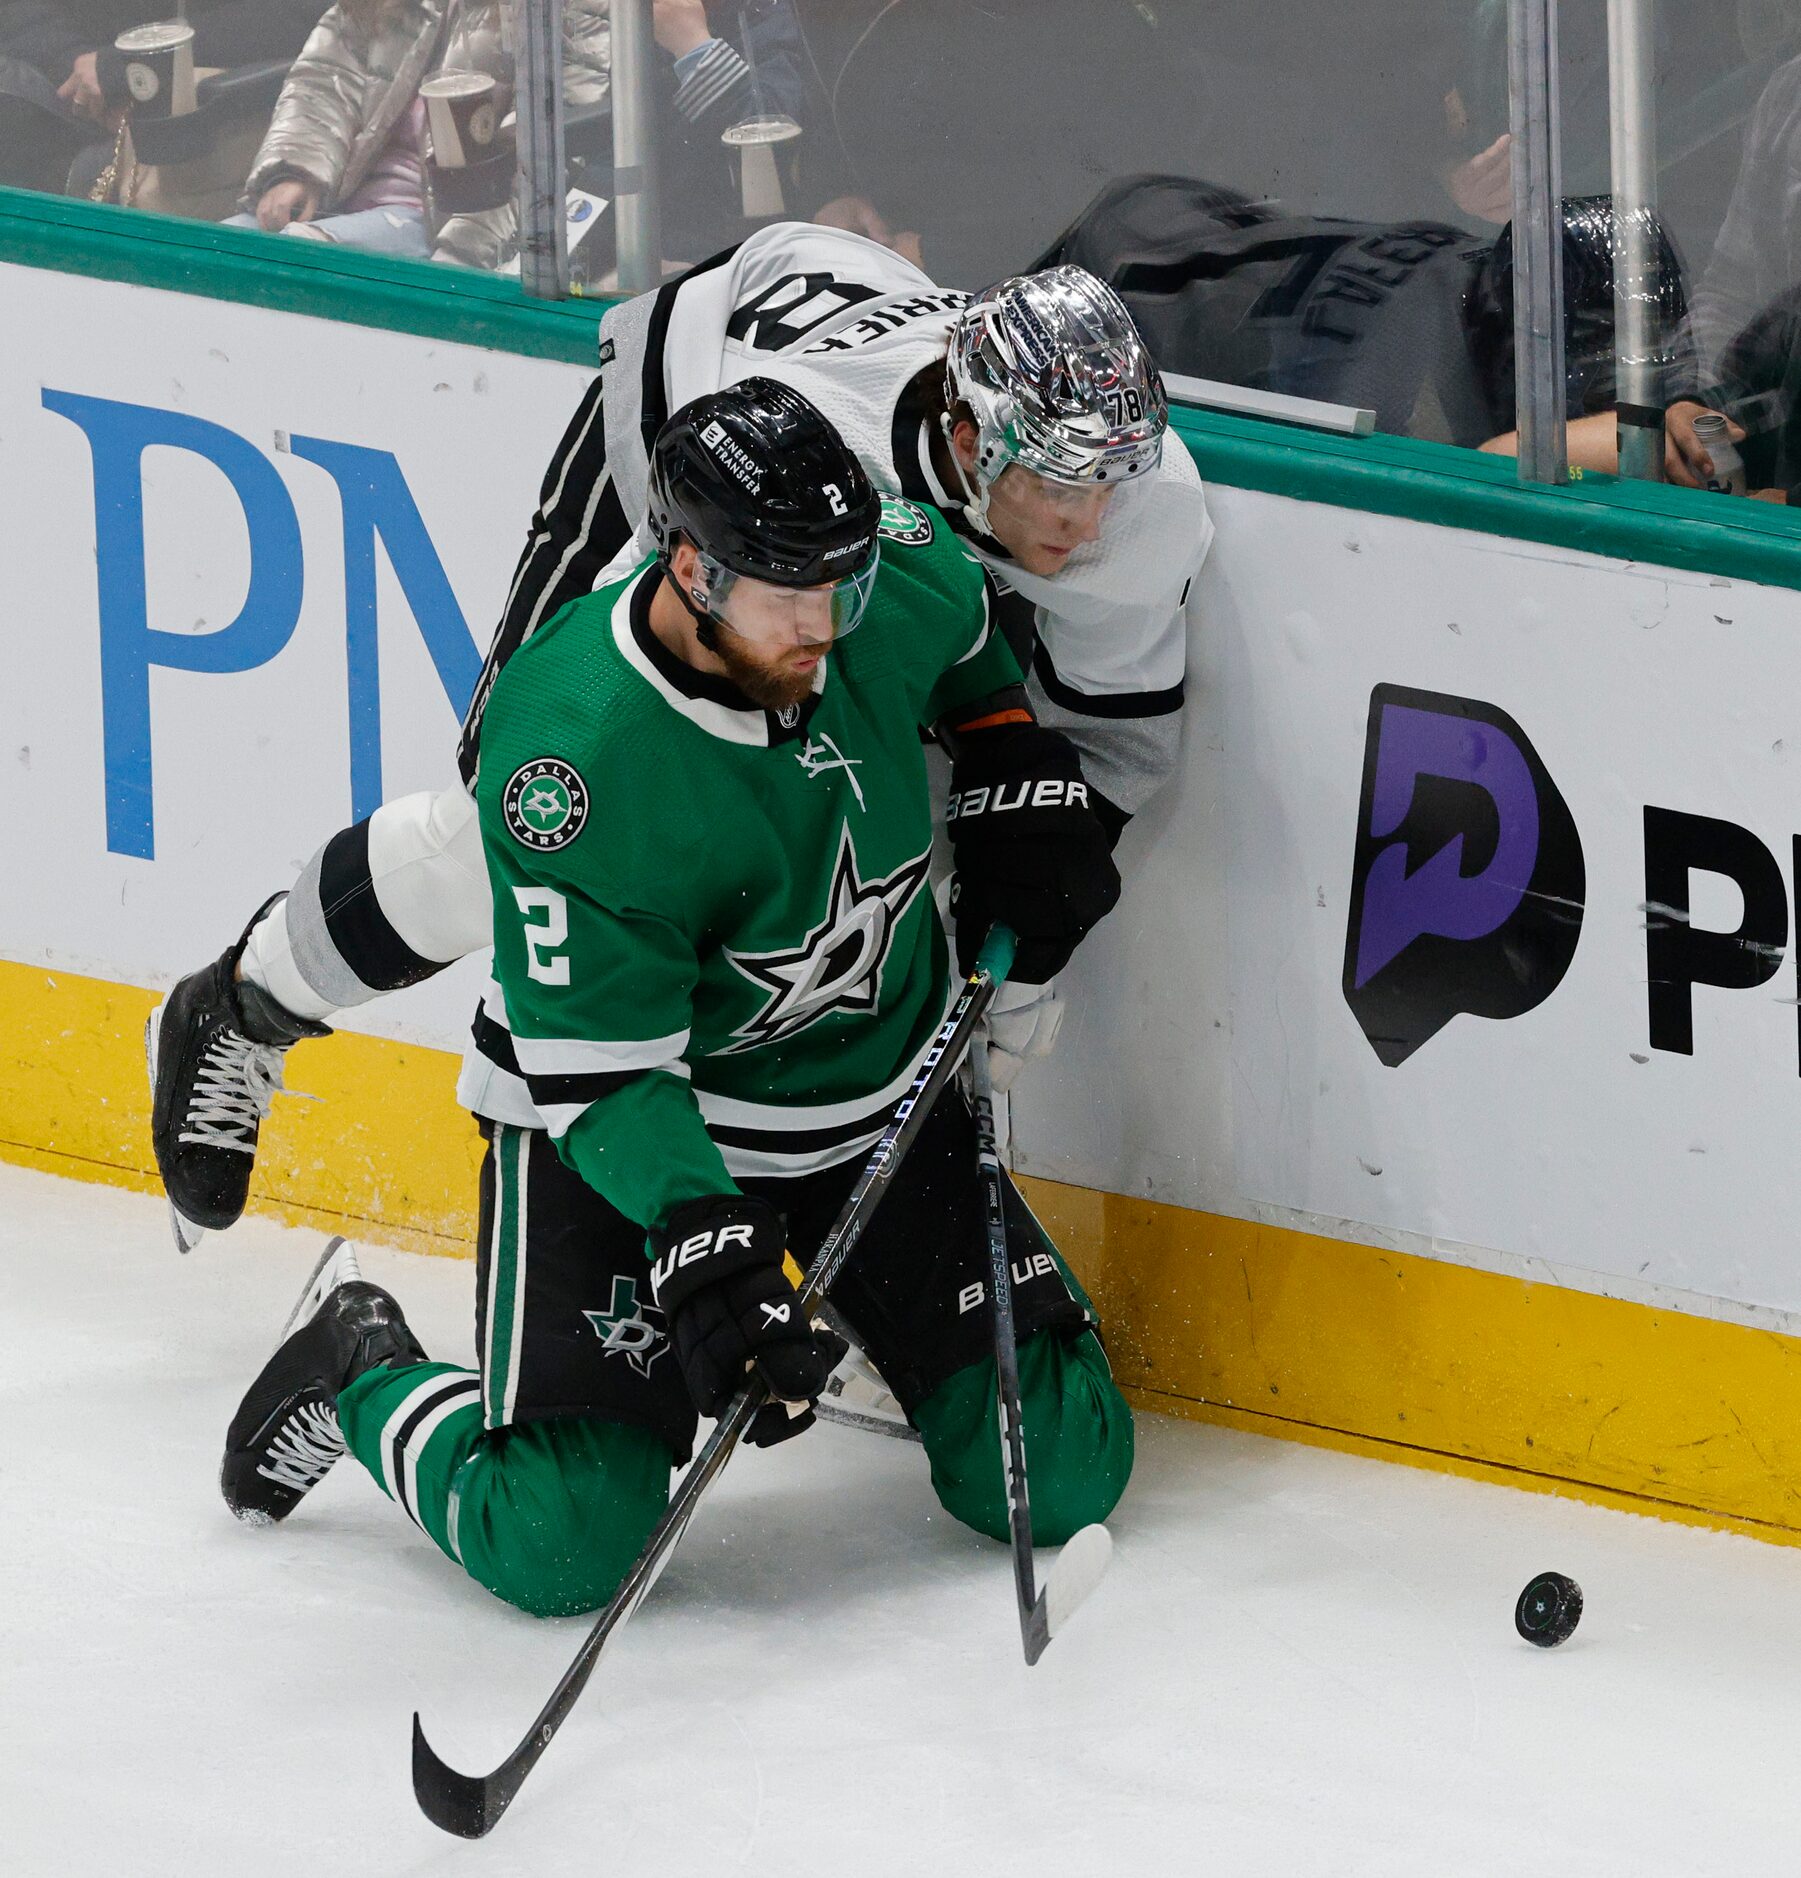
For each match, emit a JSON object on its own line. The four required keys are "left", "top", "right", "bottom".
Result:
{"left": 509, "top": 1029, "right": 692, "bottom": 1077}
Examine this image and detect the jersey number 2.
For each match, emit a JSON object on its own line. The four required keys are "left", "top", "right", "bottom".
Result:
{"left": 514, "top": 887, "right": 570, "bottom": 985}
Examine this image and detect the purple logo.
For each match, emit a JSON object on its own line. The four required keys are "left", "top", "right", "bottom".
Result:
{"left": 1343, "top": 686, "right": 1584, "bottom": 1066}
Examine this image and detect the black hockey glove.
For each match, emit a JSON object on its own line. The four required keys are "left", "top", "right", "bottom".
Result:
{"left": 648, "top": 1195, "right": 847, "bottom": 1447}
{"left": 945, "top": 723, "right": 1122, "bottom": 983}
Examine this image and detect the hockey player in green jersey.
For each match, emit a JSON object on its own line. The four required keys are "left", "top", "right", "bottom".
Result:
{"left": 217, "top": 381, "right": 1132, "bottom": 1620}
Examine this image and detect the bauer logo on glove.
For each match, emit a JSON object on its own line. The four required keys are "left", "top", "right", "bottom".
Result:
{"left": 647, "top": 1195, "right": 846, "bottom": 1447}
{"left": 942, "top": 717, "right": 1121, "bottom": 985}
{"left": 946, "top": 776, "right": 1090, "bottom": 821}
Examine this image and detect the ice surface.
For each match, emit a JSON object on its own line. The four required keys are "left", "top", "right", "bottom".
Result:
{"left": 6, "top": 1161, "right": 1801, "bottom": 1875}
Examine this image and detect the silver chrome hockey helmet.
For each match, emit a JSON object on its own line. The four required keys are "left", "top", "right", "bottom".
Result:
{"left": 943, "top": 265, "right": 1167, "bottom": 529}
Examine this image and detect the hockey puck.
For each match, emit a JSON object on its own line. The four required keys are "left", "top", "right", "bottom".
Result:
{"left": 1514, "top": 1571, "right": 1582, "bottom": 1647}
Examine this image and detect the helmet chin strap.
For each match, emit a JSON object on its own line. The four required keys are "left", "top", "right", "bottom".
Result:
{"left": 937, "top": 410, "right": 997, "bottom": 535}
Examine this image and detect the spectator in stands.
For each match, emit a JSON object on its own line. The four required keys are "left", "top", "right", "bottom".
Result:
{"left": 650, "top": 0, "right": 808, "bottom": 262}
{"left": 1436, "top": 2, "right": 1795, "bottom": 268}
{"left": 228, "top": 0, "right": 609, "bottom": 264}
{"left": 0, "top": 0, "right": 316, "bottom": 194}
{"left": 1689, "top": 279, "right": 1801, "bottom": 501}
{"left": 1036, "top": 177, "right": 1703, "bottom": 467}
{"left": 1656, "top": 267, "right": 1801, "bottom": 506}
{"left": 1612, "top": 5, "right": 1801, "bottom": 497}
{"left": 1691, "top": 40, "right": 1801, "bottom": 375}
{"left": 230, "top": 0, "right": 805, "bottom": 268}
{"left": 807, "top": 1, "right": 1542, "bottom": 287}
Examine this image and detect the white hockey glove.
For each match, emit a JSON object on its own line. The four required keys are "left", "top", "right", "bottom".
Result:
{"left": 985, "top": 978, "right": 1065, "bottom": 1092}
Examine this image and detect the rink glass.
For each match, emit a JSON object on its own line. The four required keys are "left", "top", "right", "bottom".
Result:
{"left": 12, "top": 0, "right": 1801, "bottom": 504}
{"left": 1614, "top": 0, "right": 1801, "bottom": 502}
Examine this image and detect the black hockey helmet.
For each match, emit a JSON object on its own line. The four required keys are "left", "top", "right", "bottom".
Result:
{"left": 648, "top": 377, "right": 881, "bottom": 592}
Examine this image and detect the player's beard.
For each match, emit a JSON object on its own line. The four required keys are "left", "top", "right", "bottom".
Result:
{"left": 712, "top": 626, "right": 830, "bottom": 712}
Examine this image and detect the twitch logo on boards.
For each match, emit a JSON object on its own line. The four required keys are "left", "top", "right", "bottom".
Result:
{"left": 1343, "top": 683, "right": 1801, "bottom": 1072}
{"left": 1342, "top": 685, "right": 1585, "bottom": 1067}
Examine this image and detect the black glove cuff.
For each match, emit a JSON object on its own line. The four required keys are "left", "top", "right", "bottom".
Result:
{"left": 648, "top": 1194, "right": 787, "bottom": 1315}
{"left": 947, "top": 720, "right": 1081, "bottom": 786}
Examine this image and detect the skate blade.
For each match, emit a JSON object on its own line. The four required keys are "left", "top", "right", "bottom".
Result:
{"left": 168, "top": 1203, "right": 209, "bottom": 1255}
{"left": 815, "top": 1398, "right": 922, "bottom": 1444}
{"left": 146, "top": 1007, "right": 201, "bottom": 1255}
{"left": 279, "top": 1235, "right": 364, "bottom": 1341}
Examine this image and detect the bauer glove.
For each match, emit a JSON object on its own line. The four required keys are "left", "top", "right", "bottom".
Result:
{"left": 945, "top": 723, "right": 1121, "bottom": 983}
{"left": 648, "top": 1195, "right": 847, "bottom": 1447}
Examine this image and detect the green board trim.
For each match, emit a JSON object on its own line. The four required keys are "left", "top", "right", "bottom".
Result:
{"left": 6, "top": 186, "right": 1801, "bottom": 594}
{"left": 1168, "top": 403, "right": 1801, "bottom": 595}
{"left": 0, "top": 187, "right": 603, "bottom": 363}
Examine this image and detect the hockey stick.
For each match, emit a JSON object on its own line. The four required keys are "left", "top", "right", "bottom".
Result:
{"left": 411, "top": 926, "right": 1017, "bottom": 1838}
{"left": 968, "top": 1027, "right": 1114, "bottom": 1666}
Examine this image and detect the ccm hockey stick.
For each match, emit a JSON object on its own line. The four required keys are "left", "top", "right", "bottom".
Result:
{"left": 968, "top": 1027, "right": 1113, "bottom": 1665}
{"left": 411, "top": 926, "right": 1017, "bottom": 1838}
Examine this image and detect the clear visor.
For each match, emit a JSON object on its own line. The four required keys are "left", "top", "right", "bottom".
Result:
{"left": 982, "top": 450, "right": 1205, "bottom": 617}
{"left": 694, "top": 545, "right": 881, "bottom": 645}
{"left": 979, "top": 460, "right": 1153, "bottom": 568}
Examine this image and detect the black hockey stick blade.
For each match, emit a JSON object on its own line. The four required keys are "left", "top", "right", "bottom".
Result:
{"left": 409, "top": 1398, "right": 745, "bottom": 1838}
{"left": 411, "top": 1713, "right": 503, "bottom": 1839}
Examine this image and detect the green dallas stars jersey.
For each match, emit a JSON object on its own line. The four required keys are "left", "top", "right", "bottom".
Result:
{"left": 456, "top": 498, "right": 1020, "bottom": 1232}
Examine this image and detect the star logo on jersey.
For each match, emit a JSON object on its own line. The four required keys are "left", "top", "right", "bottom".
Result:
{"left": 723, "top": 824, "right": 931, "bottom": 1051}
{"left": 583, "top": 1275, "right": 668, "bottom": 1376}
{"left": 503, "top": 758, "right": 589, "bottom": 851}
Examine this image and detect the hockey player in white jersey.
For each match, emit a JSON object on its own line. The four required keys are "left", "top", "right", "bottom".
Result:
{"left": 148, "top": 223, "right": 1211, "bottom": 1249}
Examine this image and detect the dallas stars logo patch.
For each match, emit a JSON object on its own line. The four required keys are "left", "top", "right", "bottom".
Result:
{"left": 876, "top": 496, "right": 934, "bottom": 545}
{"left": 503, "top": 758, "right": 589, "bottom": 851}
{"left": 724, "top": 823, "right": 931, "bottom": 1050}
{"left": 584, "top": 1275, "right": 668, "bottom": 1376}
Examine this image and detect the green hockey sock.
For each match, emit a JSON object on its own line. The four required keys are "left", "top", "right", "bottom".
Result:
{"left": 339, "top": 1363, "right": 674, "bottom": 1618}
{"left": 911, "top": 1328, "right": 1135, "bottom": 1546}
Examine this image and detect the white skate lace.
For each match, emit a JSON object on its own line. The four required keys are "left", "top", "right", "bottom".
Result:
{"left": 177, "top": 1029, "right": 288, "bottom": 1153}
{"left": 255, "top": 1399, "right": 344, "bottom": 1493}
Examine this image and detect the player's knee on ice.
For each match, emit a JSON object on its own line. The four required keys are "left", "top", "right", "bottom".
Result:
{"left": 338, "top": 1363, "right": 672, "bottom": 1620}
{"left": 912, "top": 1329, "right": 1133, "bottom": 1545}
{"left": 450, "top": 1418, "right": 673, "bottom": 1618}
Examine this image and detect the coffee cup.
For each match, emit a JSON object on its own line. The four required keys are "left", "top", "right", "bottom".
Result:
{"left": 421, "top": 70, "right": 499, "bottom": 170}
{"left": 722, "top": 113, "right": 802, "bottom": 220}
{"left": 114, "top": 20, "right": 196, "bottom": 120}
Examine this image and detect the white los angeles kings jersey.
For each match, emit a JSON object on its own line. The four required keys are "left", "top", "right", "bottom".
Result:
{"left": 597, "top": 222, "right": 1213, "bottom": 814}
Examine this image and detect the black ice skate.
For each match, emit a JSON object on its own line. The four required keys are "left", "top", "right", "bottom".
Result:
{"left": 221, "top": 1237, "right": 427, "bottom": 1525}
{"left": 146, "top": 895, "right": 331, "bottom": 1253}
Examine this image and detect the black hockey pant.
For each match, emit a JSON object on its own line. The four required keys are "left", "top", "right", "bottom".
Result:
{"left": 337, "top": 1109, "right": 1135, "bottom": 1618}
